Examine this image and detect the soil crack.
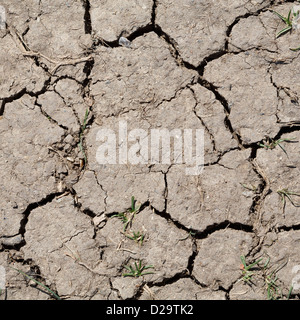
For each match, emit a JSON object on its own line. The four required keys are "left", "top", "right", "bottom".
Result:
{"left": 16, "top": 192, "right": 65, "bottom": 250}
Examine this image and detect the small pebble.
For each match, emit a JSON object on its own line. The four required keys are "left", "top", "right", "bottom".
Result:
{"left": 119, "top": 37, "right": 131, "bottom": 48}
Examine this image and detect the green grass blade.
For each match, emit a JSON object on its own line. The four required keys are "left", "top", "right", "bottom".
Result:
{"left": 82, "top": 108, "right": 89, "bottom": 131}
{"left": 240, "top": 256, "right": 247, "bottom": 269}
{"left": 124, "top": 265, "right": 132, "bottom": 272}
{"left": 276, "top": 138, "right": 297, "bottom": 145}
{"left": 285, "top": 193, "right": 295, "bottom": 204}
{"left": 140, "top": 234, "right": 144, "bottom": 245}
{"left": 258, "top": 143, "right": 268, "bottom": 149}
{"left": 287, "top": 9, "right": 292, "bottom": 23}
{"left": 247, "top": 258, "right": 262, "bottom": 270}
{"left": 290, "top": 45, "right": 300, "bottom": 51}
{"left": 9, "top": 266, "right": 61, "bottom": 300}
{"left": 282, "top": 194, "right": 286, "bottom": 207}
{"left": 125, "top": 234, "right": 134, "bottom": 240}
{"left": 123, "top": 272, "right": 134, "bottom": 277}
{"left": 287, "top": 285, "right": 293, "bottom": 300}
{"left": 140, "top": 271, "right": 155, "bottom": 276}
{"left": 277, "top": 143, "right": 289, "bottom": 157}
{"left": 143, "top": 265, "right": 154, "bottom": 270}
{"left": 267, "top": 286, "right": 272, "bottom": 300}
{"left": 287, "top": 191, "right": 300, "bottom": 196}
{"left": 135, "top": 261, "right": 139, "bottom": 271}
{"left": 272, "top": 10, "right": 289, "bottom": 23}
{"left": 276, "top": 25, "right": 292, "bottom": 38}
{"left": 264, "top": 257, "right": 270, "bottom": 269}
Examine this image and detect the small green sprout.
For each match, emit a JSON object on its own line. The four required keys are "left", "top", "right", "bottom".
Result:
{"left": 263, "top": 258, "right": 282, "bottom": 300}
{"left": 125, "top": 231, "right": 145, "bottom": 245}
{"left": 287, "top": 285, "right": 294, "bottom": 300}
{"left": 178, "top": 231, "right": 196, "bottom": 241}
{"left": 240, "top": 256, "right": 262, "bottom": 283}
{"left": 240, "top": 256, "right": 293, "bottom": 299}
{"left": 258, "top": 137, "right": 296, "bottom": 157}
{"left": 112, "top": 196, "right": 141, "bottom": 231}
{"left": 112, "top": 212, "right": 130, "bottom": 231}
{"left": 262, "top": 258, "right": 290, "bottom": 300}
{"left": 130, "top": 195, "right": 141, "bottom": 214}
{"left": 277, "top": 188, "right": 300, "bottom": 208}
{"left": 273, "top": 6, "right": 300, "bottom": 51}
{"left": 123, "top": 260, "right": 154, "bottom": 278}
{"left": 265, "top": 272, "right": 282, "bottom": 299}
{"left": 273, "top": 9, "right": 294, "bottom": 38}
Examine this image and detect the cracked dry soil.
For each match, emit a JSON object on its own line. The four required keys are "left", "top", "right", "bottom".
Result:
{"left": 1, "top": 0, "right": 300, "bottom": 300}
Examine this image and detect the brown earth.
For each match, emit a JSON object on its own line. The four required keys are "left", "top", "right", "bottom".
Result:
{"left": 0, "top": 0, "right": 300, "bottom": 300}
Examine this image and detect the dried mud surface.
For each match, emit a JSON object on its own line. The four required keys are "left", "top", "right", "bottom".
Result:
{"left": 0, "top": 0, "right": 300, "bottom": 300}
